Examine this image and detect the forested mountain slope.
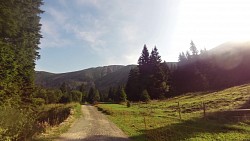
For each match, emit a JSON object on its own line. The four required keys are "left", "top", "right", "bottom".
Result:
{"left": 173, "top": 41, "right": 250, "bottom": 94}
{"left": 35, "top": 65, "right": 136, "bottom": 91}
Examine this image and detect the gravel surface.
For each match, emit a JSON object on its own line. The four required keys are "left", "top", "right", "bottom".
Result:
{"left": 55, "top": 105, "right": 130, "bottom": 141}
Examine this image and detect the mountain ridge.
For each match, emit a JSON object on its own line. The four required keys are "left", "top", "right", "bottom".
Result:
{"left": 35, "top": 65, "right": 137, "bottom": 92}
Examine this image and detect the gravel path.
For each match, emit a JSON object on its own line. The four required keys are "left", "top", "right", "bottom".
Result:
{"left": 55, "top": 105, "right": 130, "bottom": 141}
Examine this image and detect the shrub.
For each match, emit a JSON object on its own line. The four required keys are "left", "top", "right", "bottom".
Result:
{"left": 71, "top": 90, "right": 82, "bottom": 103}
{"left": 140, "top": 90, "right": 151, "bottom": 102}
{"left": 0, "top": 106, "right": 42, "bottom": 141}
{"left": 127, "top": 101, "right": 131, "bottom": 108}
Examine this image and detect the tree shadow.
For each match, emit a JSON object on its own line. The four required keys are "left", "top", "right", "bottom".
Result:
{"left": 135, "top": 110, "right": 250, "bottom": 141}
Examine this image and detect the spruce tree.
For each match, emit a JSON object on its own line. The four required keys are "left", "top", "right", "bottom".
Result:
{"left": 190, "top": 40, "right": 198, "bottom": 56}
{"left": 140, "top": 89, "right": 150, "bottom": 102}
{"left": 87, "top": 87, "right": 95, "bottom": 103}
{"left": 138, "top": 44, "right": 150, "bottom": 74}
{"left": 137, "top": 45, "right": 151, "bottom": 96}
{"left": 148, "top": 46, "right": 166, "bottom": 99}
{"left": 0, "top": 0, "right": 43, "bottom": 105}
{"left": 93, "top": 89, "right": 100, "bottom": 102}
{"left": 118, "top": 87, "right": 127, "bottom": 102}
{"left": 125, "top": 67, "right": 141, "bottom": 101}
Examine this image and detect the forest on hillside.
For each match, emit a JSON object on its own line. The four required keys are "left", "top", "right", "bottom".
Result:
{"left": 126, "top": 41, "right": 250, "bottom": 101}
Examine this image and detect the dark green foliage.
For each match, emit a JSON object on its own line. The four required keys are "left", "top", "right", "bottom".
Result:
{"left": 93, "top": 89, "right": 100, "bottom": 102}
{"left": 79, "top": 84, "right": 87, "bottom": 102}
{"left": 127, "top": 101, "right": 131, "bottom": 108}
{"left": 59, "top": 92, "right": 70, "bottom": 103}
{"left": 116, "top": 86, "right": 127, "bottom": 102}
{"left": 172, "top": 40, "right": 250, "bottom": 95}
{"left": 71, "top": 90, "right": 82, "bottom": 103}
{"left": 34, "top": 87, "right": 63, "bottom": 104}
{"left": 173, "top": 41, "right": 209, "bottom": 94}
{"left": 87, "top": 87, "right": 95, "bottom": 103}
{"left": 125, "top": 67, "right": 141, "bottom": 101}
{"left": 0, "top": 105, "right": 44, "bottom": 141}
{"left": 126, "top": 45, "right": 170, "bottom": 101}
{"left": 148, "top": 47, "right": 169, "bottom": 99}
{"left": 138, "top": 44, "right": 150, "bottom": 72}
{"left": 87, "top": 87, "right": 100, "bottom": 104}
{"left": 108, "top": 87, "right": 116, "bottom": 102}
{"left": 46, "top": 89, "right": 63, "bottom": 104}
{"left": 37, "top": 105, "right": 71, "bottom": 126}
{"left": 140, "top": 89, "right": 150, "bottom": 102}
{"left": 60, "top": 82, "right": 70, "bottom": 93}
{"left": 0, "top": 0, "right": 43, "bottom": 105}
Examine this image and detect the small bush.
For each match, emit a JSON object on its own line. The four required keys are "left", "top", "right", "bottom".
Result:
{"left": 0, "top": 106, "right": 42, "bottom": 141}
{"left": 127, "top": 101, "right": 131, "bottom": 108}
{"left": 140, "top": 90, "right": 151, "bottom": 103}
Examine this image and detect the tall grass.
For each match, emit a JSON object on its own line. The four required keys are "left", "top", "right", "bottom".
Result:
{"left": 33, "top": 103, "right": 82, "bottom": 141}
{"left": 0, "top": 103, "right": 81, "bottom": 141}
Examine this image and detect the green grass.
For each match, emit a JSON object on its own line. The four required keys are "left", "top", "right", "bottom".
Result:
{"left": 33, "top": 103, "right": 82, "bottom": 141}
{"left": 97, "top": 84, "right": 250, "bottom": 141}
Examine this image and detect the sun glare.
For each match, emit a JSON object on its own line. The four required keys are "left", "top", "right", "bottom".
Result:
{"left": 172, "top": 0, "right": 250, "bottom": 52}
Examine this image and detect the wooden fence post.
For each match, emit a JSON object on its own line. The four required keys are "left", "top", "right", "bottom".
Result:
{"left": 203, "top": 102, "right": 206, "bottom": 118}
{"left": 178, "top": 102, "right": 182, "bottom": 120}
{"left": 144, "top": 116, "right": 147, "bottom": 130}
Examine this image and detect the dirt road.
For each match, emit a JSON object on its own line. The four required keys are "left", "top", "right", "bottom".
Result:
{"left": 56, "top": 105, "right": 130, "bottom": 141}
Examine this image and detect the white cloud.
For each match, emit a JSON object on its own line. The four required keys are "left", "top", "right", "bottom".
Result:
{"left": 75, "top": 0, "right": 101, "bottom": 8}
{"left": 46, "top": 7, "right": 68, "bottom": 24}
{"left": 78, "top": 31, "right": 106, "bottom": 51}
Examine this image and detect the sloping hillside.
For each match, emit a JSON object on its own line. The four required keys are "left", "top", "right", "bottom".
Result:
{"left": 209, "top": 41, "right": 250, "bottom": 71}
{"left": 95, "top": 65, "right": 136, "bottom": 91}
{"left": 35, "top": 65, "right": 136, "bottom": 91}
{"left": 97, "top": 84, "right": 250, "bottom": 140}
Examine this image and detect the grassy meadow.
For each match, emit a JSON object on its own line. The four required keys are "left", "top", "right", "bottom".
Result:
{"left": 97, "top": 84, "right": 250, "bottom": 141}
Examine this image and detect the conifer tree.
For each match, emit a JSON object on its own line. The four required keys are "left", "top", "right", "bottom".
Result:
{"left": 87, "top": 87, "right": 95, "bottom": 103}
{"left": 125, "top": 67, "right": 141, "bottom": 101}
{"left": 140, "top": 89, "right": 150, "bottom": 102}
{"left": 138, "top": 44, "right": 150, "bottom": 74}
{"left": 148, "top": 46, "right": 167, "bottom": 99}
{"left": 108, "top": 87, "right": 114, "bottom": 101}
{"left": 93, "top": 89, "right": 100, "bottom": 102}
{"left": 117, "top": 87, "right": 127, "bottom": 102}
{"left": 0, "top": 0, "right": 43, "bottom": 105}
{"left": 190, "top": 40, "right": 198, "bottom": 56}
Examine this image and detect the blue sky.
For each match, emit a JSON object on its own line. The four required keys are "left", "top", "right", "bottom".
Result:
{"left": 36, "top": 0, "right": 250, "bottom": 73}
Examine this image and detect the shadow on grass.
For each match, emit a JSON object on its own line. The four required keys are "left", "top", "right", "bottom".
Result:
{"left": 133, "top": 111, "right": 250, "bottom": 141}
{"left": 240, "top": 98, "right": 250, "bottom": 109}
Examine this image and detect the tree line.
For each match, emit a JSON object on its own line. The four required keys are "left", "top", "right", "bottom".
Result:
{"left": 125, "top": 40, "right": 250, "bottom": 101}
{"left": 172, "top": 40, "right": 250, "bottom": 95}
{"left": 36, "top": 82, "right": 128, "bottom": 104}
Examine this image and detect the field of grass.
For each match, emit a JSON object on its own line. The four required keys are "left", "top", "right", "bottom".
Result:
{"left": 97, "top": 84, "right": 250, "bottom": 141}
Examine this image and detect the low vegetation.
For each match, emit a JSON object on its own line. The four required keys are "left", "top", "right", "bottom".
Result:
{"left": 33, "top": 103, "right": 82, "bottom": 141}
{"left": 0, "top": 103, "right": 81, "bottom": 140}
{"left": 97, "top": 84, "right": 250, "bottom": 141}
